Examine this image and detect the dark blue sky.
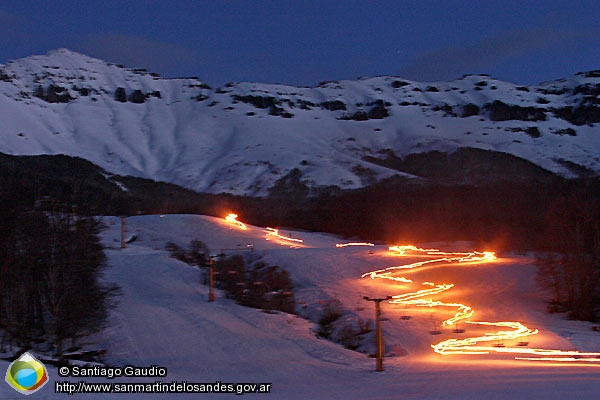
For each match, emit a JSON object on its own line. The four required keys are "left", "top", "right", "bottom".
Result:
{"left": 1, "top": 1, "right": 598, "bottom": 87}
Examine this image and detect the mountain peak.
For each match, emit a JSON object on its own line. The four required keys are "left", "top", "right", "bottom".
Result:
{"left": 47, "top": 47, "right": 86, "bottom": 57}
{"left": 9, "top": 48, "right": 104, "bottom": 68}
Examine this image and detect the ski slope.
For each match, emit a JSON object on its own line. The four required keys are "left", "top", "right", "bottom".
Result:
{"left": 3, "top": 214, "right": 598, "bottom": 398}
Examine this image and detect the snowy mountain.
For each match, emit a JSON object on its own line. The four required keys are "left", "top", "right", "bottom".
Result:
{"left": 1, "top": 49, "right": 599, "bottom": 196}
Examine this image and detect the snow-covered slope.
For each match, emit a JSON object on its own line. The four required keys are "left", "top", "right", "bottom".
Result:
{"left": 3, "top": 214, "right": 598, "bottom": 399}
{"left": 1, "top": 49, "right": 599, "bottom": 195}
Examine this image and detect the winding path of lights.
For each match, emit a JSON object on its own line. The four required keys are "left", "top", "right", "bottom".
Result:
{"left": 222, "top": 215, "right": 600, "bottom": 364}
{"left": 361, "top": 245, "right": 600, "bottom": 363}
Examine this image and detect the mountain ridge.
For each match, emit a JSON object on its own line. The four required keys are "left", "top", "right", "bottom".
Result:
{"left": 1, "top": 49, "right": 599, "bottom": 196}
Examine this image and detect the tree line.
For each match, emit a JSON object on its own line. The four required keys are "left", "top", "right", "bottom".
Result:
{"left": 535, "top": 180, "right": 600, "bottom": 321}
{"left": 0, "top": 208, "right": 118, "bottom": 357}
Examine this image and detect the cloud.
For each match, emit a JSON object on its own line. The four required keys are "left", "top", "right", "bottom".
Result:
{"left": 74, "top": 33, "right": 203, "bottom": 78}
{"left": 398, "top": 27, "right": 580, "bottom": 82}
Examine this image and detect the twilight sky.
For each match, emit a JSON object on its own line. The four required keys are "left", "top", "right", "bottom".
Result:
{"left": 0, "top": 0, "right": 598, "bottom": 87}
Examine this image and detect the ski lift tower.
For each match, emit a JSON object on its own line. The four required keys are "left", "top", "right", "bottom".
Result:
{"left": 363, "top": 295, "right": 392, "bottom": 372}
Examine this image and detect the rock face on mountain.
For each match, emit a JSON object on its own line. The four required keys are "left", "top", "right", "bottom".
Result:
{"left": 1, "top": 49, "right": 599, "bottom": 195}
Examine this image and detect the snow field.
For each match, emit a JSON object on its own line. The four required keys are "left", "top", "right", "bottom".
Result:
{"left": 1, "top": 214, "right": 598, "bottom": 398}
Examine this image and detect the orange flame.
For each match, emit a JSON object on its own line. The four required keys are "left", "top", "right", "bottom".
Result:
{"left": 225, "top": 213, "right": 247, "bottom": 230}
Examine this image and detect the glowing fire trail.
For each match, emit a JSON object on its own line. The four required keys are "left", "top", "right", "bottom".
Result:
{"left": 431, "top": 321, "right": 539, "bottom": 355}
{"left": 265, "top": 227, "right": 304, "bottom": 246}
{"left": 225, "top": 213, "right": 247, "bottom": 230}
{"left": 336, "top": 242, "right": 375, "bottom": 248}
{"left": 361, "top": 245, "right": 600, "bottom": 363}
{"left": 387, "top": 283, "right": 475, "bottom": 327}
